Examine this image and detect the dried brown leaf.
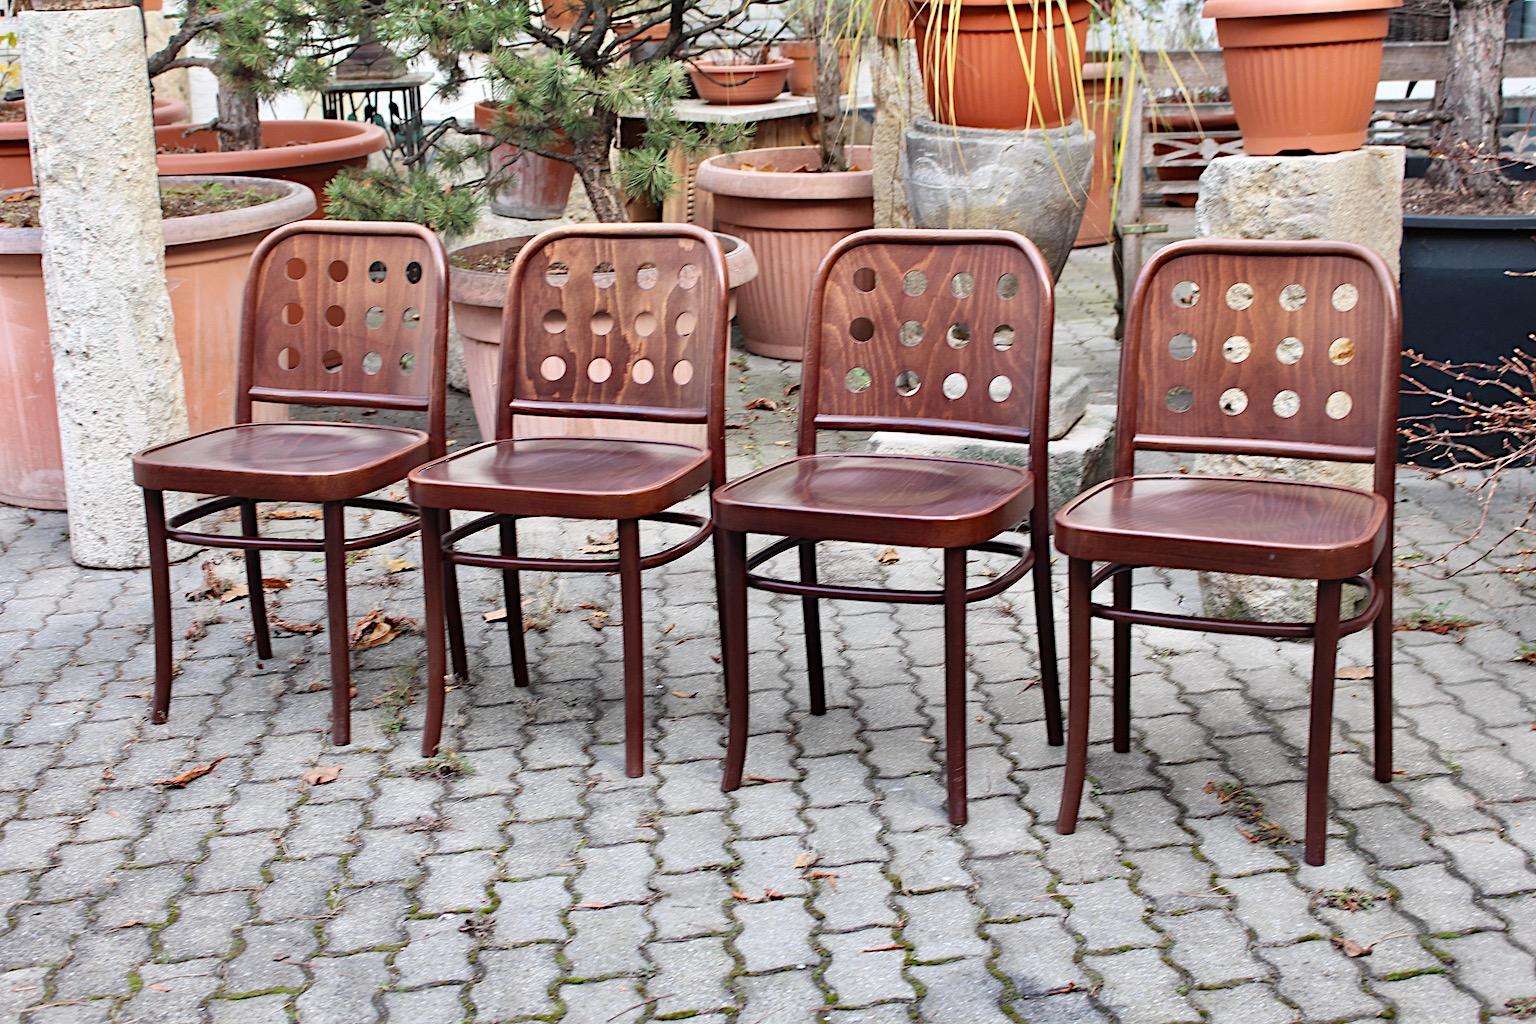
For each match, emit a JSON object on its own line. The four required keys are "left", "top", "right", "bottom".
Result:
{"left": 154, "top": 755, "right": 226, "bottom": 789}
{"left": 302, "top": 765, "right": 342, "bottom": 786}
{"left": 877, "top": 547, "right": 901, "bottom": 565}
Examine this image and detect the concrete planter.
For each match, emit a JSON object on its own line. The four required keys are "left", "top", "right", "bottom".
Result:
{"left": 696, "top": 145, "right": 874, "bottom": 361}
{"left": 448, "top": 232, "right": 759, "bottom": 441}
{"left": 0, "top": 176, "right": 315, "bottom": 510}
{"left": 902, "top": 118, "right": 1092, "bottom": 279}
{"left": 0, "top": 96, "right": 190, "bottom": 190}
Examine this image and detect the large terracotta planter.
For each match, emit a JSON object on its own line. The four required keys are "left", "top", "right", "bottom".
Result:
{"left": 1204, "top": 0, "right": 1401, "bottom": 155}
{"left": 473, "top": 102, "right": 576, "bottom": 220}
{"left": 697, "top": 145, "right": 874, "bottom": 361}
{"left": 688, "top": 58, "right": 794, "bottom": 105}
{"left": 0, "top": 96, "right": 191, "bottom": 191}
{"left": 154, "top": 120, "right": 388, "bottom": 217}
{"left": 0, "top": 176, "right": 315, "bottom": 510}
{"left": 912, "top": 0, "right": 1092, "bottom": 130}
{"left": 449, "top": 232, "right": 759, "bottom": 442}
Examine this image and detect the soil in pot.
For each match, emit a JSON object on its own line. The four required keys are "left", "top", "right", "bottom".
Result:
{"left": 689, "top": 55, "right": 794, "bottom": 105}
{"left": 474, "top": 103, "right": 576, "bottom": 220}
{"left": 0, "top": 180, "right": 273, "bottom": 228}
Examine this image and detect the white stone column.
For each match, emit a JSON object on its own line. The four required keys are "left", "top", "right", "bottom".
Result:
{"left": 23, "top": 0, "right": 188, "bottom": 569}
{"left": 1194, "top": 146, "right": 1404, "bottom": 620}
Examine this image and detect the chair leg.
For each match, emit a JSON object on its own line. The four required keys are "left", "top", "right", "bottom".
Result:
{"left": 1111, "top": 569, "right": 1132, "bottom": 754}
{"left": 712, "top": 529, "right": 732, "bottom": 712}
{"left": 1056, "top": 557, "right": 1093, "bottom": 835}
{"left": 441, "top": 518, "right": 469, "bottom": 683}
{"left": 1372, "top": 566, "right": 1394, "bottom": 783}
{"left": 420, "top": 507, "right": 449, "bottom": 757}
{"left": 144, "top": 489, "right": 174, "bottom": 725}
{"left": 1306, "top": 577, "right": 1345, "bottom": 866}
{"left": 720, "top": 529, "right": 750, "bottom": 791}
{"left": 799, "top": 541, "right": 826, "bottom": 716}
{"left": 1030, "top": 515, "right": 1063, "bottom": 747}
{"left": 321, "top": 501, "right": 353, "bottom": 746}
{"left": 240, "top": 500, "right": 273, "bottom": 661}
{"left": 499, "top": 517, "right": 531, "bottom": 689}
{"left": 943, "top": 547, "right": 968, "bottom": 826}
{"left": 618, "top": 518, "right": 646, "bottom": 778}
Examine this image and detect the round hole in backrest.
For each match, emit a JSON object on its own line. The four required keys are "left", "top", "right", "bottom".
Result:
{"left": 634, "top": 311, "right": 657, "bottom": 337}
{"left": 1273, "top": 389, "right": 1300, "bottom": 418}
{"left": 853, "top": 267, "right": 877, "bottom": 292}
{"left": 1169, "top": 333, "right": 1197, "bottom": 360}
{"left": 899, "top": 321, "right": 923, "bottom": 347}
{"left": 1328, "top": 337, "right": 1355, "bottom": 365}
{"left": 895, "top": 370, "right": 921, "bottom": 397}
{"left": 675, "top": 311, "right": 697, "bottom": 337}
{"left": 902, "top": 269, "right": 927, "bottom": 296}
{"left": 1275, "top": 336, "right": 1304, "bottom": 365}
{"left": 946, "top": 323, "right": 971, "bottom": 350}
{"left": 540, "top": 355, "right": 567, "bottom": 381}
{"left": 362, "top": 351, "right": 383, "bottom": 375}
{"left": 1165, "top": 385, "right": 1193, "bottom": 413}
{"left": 367, "top": 260, "right": 387, "bottom": 283}
{"left": 988, "top": 376, "right": 1013, "bottom": 402}
{"left": 402, "top": 307, "right": 421, "bottom": 329}
{"left": 365, "top": 306, "right": 385, "bottom": 330}
{"left": 588, "top": 357, "right": 612, "bottom": 383}
{"left": 593, "top": 262, "right": 617, "bottom": 289}
{"left": 850, "top": 317, "right": 875, "bottom": 342}
{"left": 545, "top": 261, "right": 570, "bottom": 288}
{"left": 636, "top": 263, "right": 659, "bottom": 289}
{"left": 677, "top": 263, "right": 701, "bottom": 290}
{"left": 950, "top": 272, "right": 974, "bottom": 298}
{"left": 1171, "top": 280, "right": 1200, "bottom": 308}
{"left": 282, "top": 302, "right": 303, "bottom": 326}
{"left": 1331, "top": 283, "right": 1359, "bottom": 312}
{"left": 633, "top": 358, "right": 655, "bottom": 384}
{"left": 285, "top": 257, "right": 307, "bottom": 280}
{"left": 1279, "top": 284, "right": 1307, "bottom": 311}
{"left": 591, "top": 311, "right": 615, "bottom": 335}
{"left": 942, "top": 372, "right": 967, "bottom": 400}
{"left": 992, "top": 325, "right": 1015, "bottom": 351}
{"left": 328, "top": 260, "right": 348, "bottom": 283}
{"left": 845, "top": 367, "right": 872, "bottom": 394}
{"left": 406, "top": 261, "right": 423, "bottom": 284}
{"left": 321, "top": 349, "right": 344, "bottom": 373}
{"left": 1326, "top": 391, "right": 1353, "bottom": 419}
{"left": 543, "top": 309, "right": 567, "bottom": 334}
{"left": 277, "top": 346, "right": 301, "bottom": 371}
{"left": 399, "top": 352, "right": 417, "bottom": 375}
{"left": 997, "top": 273, "right": 1019, "bottom": 299}
{"left": 1219, "top": 387, "right": 1249, "bottom": 415}
{"left": 1225, "top": 282, "right": 1254, "bottom": 310}
{"left": 325, "top": 305, "right": 346, "bottom": 328}
{"left": 1223, "top": 335, "right": 1251, "bottom": 363}
{"left": 672, "top": 359, "right": 694, "bottom": 385}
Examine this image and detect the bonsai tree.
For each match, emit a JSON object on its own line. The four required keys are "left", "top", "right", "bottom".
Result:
{"left": 327, "top": 0, "right": 788, "bottom": 227}
{"left": 1423, "top": 0, "right": 1515, "bottom": 198}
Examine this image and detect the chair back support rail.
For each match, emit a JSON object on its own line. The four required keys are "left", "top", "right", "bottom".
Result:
{"left": 237, "top": 220, "right": 449, "bottom": 454}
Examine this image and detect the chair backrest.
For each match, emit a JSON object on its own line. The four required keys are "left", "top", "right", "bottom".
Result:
{"left": 1117, "top": 238, "right": 1401, "bottom": 496}
{"left": 497, "top": 223, "right": 730, "bottom": 480}
{"left": 237, "top": 221, "right": 449, "bottom": 455}
{"left": 798, "top": 228, "right": 1055, "bottom": 474}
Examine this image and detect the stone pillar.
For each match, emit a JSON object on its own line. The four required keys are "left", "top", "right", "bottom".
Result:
{"left": 870, "top": 38, "right": 928, "bottom": 229}
{"left": 1194, "top": 146, "right": 1404, "bottom": 621}
{"left": 23, "top": 0, "right": 188, "bottom": 568}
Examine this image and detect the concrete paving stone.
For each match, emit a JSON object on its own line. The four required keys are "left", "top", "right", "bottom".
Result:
{"left": 489, "top": 876, "right": 571, "bottom": 946}
{"left": 1060, "top": 877, "right": 1161, "bottom": 951}
{"left": 1259, "top": 938, "right": 1386, "bottom": 1023}
{"left": 566, "top": 903, "right": 650, "bottom": 977}
{"left": 734, "top": 968, "right": 826, "bottom": 1023}
{"left": 1157, "top": 909, "right": 1269, "bottom": 987}
{"left": 991, "top": 916, "right": 1088, "bottom": 997}
{"left": 735, "top": 896, "right": 818, "bottom": 973}
{"left": 1381, "top": 862, "right": 1503, "bottom": 934}
{"left": 394, "top": 916, "right": 476, "bottom": 987}
{"left": 471, "top": 945, "right": 560, "bottom": 1019}
{"left": 1190, "top": 982, "right": 1296, "bottom": 1024}
{"left": 382, "top": 985, "right": 468, "bottom": 1022}
{"left": 646, "top": 936, "right": 735, "bottom": 1018}
{"left": 1086, "top": 948, "right": 1200, "bottom": 1024}
{"left": 821, "top": 928, "right": 912, "bottom": 1008}
{"left": 1428, "top": 931, "right": 1536, "bottom": 1007}
{"left": 650, "top": 868, "right": 733, "bottom": 940}
{"left": 896, "top": 890, "right": 988, "bottom": 961}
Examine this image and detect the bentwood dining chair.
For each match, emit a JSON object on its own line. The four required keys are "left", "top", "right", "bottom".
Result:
{"left": 133, "top": 221, "right": 449, "bottom": 744}
{"left": 410, "top": 223, "right": 730, "bottom": 774}
{"left": 712, "top": 229, "right": 1063, "bottom": 825}
{"left": 1053, "top": 238, "right": 1400, "bottom": 865}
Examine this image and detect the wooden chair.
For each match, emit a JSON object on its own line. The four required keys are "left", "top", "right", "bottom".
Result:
{"left": 133, "top": 221, "right": 449, "bottom": 744}
{"left": 1053, "top": 238, "right": 1400, "bottom": 865}
{"left": 712, "top": 228, "right": 1063, "bottom": 825}
{"left": 410, "top": 223, "right": 730, "bottom": 773}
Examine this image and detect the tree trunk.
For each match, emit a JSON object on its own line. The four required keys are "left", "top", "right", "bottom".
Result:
{"left": 571, "top": 119, "right": 629, "bottom": 222}
{"left": 1425, "top": 0, "right": 1512, "bottom": 197}
{"left": 815, "top": 30, "right": 847, "bottom": 172}
{"left": 215, "top": 76, "right": 264, "bottom": 153}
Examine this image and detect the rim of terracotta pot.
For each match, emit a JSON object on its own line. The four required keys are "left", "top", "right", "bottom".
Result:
{"left": 0, "top": 175, "right": 316, "bottom": 255}
{"left": 688, "top": 57, "right": 795, "bottom": 76}
{"left": 1203, "top": 0, "right": 1399, "bottom": 19}
{"left": 154, "top": 120, "right": 388, "bottom": 174}
{"left": 449, "top": 231, "right": 758, "bottom": 305}
{"left": 0, "top": 95, "right": 190, "bottom": 142}
{"left": 914, "top": 0, "right": 1092, "bottom": 17}
{"left": 696, "top": 145, "right": 874, "bottom": 201}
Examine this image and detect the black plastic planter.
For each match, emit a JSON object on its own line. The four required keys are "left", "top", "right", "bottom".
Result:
{"left": 1398, "top": 210, "right": 1536, "bottom": 465}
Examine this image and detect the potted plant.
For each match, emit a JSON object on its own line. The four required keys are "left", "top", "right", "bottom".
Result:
{"left": 0, "top": 176, "right": 315, "bottom": 510}
{"left": 1202, "top": 0, "right": 1402, "bottom": 154}
{"left": 688, "top": 47, "right": 795, "bottom": 104}
{"left": 0, "top": 95, "right": 190, "bottom": 190}
{"left": 144, "top": 0, "right": 388, "bottom": 213}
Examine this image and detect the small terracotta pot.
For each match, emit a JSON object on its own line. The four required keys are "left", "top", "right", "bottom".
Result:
{"left": 696, "top": 145, "right": 874, "bottom": 361}
{"left": 876, "top": 0, "right": 916, "bottom": 39}
{"left": 0, "top": 176, "right": 315, "bottom": 510}
{"left": 473, "top": 102, "right": 576, "bottom": 220}
{"left": 688, "top": 58, "right": 794, "bottom": 105}
{"left": 912, "top": 0, "right": 1092, "bottom": 130}
{"left": 0, "top": 96, "right": 192, "bottom": 191}
{"left": 1073, "top": 61, "right": 1118, "bottom": 248}
{"left": 1151, "top": 109, "right": 1242, "bottom": 208}
{"left": 449, "top": 233, "right": 759, "bottom": 442}
{"left": 153, "top": 120, "right": 389, "bottom": 217}
{"left": 542, "top": 0, "right": 583, "bottom": 31}
{"left": 1204, "top": 0, "right": 1401, "bottom": 155}
{"left": 780, "top": 39, "right": 854, "bottom": 97}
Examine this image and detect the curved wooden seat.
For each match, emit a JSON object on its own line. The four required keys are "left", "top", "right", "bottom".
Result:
{"left": 1056, "top": 474, "right": 1388, "bottom": 580}
{"left": 134, "top": 422, "right": 430, "bottom": 503}
{"left": 714, "top": 452, "right": 1033, "bottom": 549}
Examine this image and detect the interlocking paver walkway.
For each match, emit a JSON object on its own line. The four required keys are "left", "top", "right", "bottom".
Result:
{"left": 1, "top": 247, "right": 1534, "bottom": 1023}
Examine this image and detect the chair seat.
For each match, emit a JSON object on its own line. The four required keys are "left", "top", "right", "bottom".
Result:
{"left": 1055, "top": 474, "right": 1389, "bottom": 580}
{"left": 133, "top": 421, "right": 431, "bottom": 503}
{"left": 712, "top": 452, "right": 1034, "bottom": 548}
{"left": 408, "top": 437, "right": 711, "bottom": 519}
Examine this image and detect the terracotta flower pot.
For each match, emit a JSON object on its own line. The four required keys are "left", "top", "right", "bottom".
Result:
{"left": 449, "top": 232, "right": 759, "bottom": 442}
{"left": 696, "top": 145, "right": 874, "bottom": 361}
{"left": 1073, "top": 61, "right": 1118, "bottom": 248}
{"left": 912, "top": 0, "right": 1092, "bottom": 130}
{"left": 473, "top": 102, "right": 576, "bottom": 220}
{"left": 688, "top": 58, "right": 794, "bottom": 105}
{"left": 0, "top": 96, "right": 191, "bottom": 191}
{"left": 542, "top": 0, "right": 583, "bottom": 31}
{"left": 780, "top": 39, "right": 854, "bottom": 97}
{"left": 1204, "top": 0, "right": 1402, "bottom": 155}
{"left": 876, "top": 0, "right": 916, "bottom": 39}
{"left": 0, "top": 176, "right": 315, "bottom": 510}
{"left": 153, "top": 120, "right": 389, "bottom": 217}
